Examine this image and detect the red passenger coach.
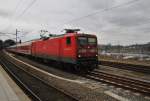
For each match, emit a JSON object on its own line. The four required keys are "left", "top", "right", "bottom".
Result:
{"left": 8, "top": 41, "right": 32, "bottom": 55}
{"left": 8, "top": 29, "right": 98, "bottom": 71}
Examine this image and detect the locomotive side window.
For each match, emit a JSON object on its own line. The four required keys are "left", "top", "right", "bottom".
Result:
{"left": 66, "top": 37, "right": 71, "bottom": 45}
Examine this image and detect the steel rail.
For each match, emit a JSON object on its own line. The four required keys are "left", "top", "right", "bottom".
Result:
{"left": 0, "top": 57, "right": 42, "bottom": 101}
{"left": 1, "top": 53, "right": 79, "bottom": 101}
{"left": 85, "top": 70, "right": 150, "bottom": 96}
{"left": 99, "top": 60, "right": 150, "bottom": 74}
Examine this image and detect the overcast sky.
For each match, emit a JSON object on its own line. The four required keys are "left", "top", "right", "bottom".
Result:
{"left": 0, "top": 0, "right": 150, "bottom": 45}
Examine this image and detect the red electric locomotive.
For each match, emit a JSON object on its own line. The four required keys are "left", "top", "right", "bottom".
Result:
{"left": 8, "top": 29, "right": 98, "bottom": 71}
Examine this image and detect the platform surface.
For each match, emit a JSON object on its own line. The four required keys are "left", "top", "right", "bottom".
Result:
{"left": 0, "top": 65, "right": 30, "bottom": 101}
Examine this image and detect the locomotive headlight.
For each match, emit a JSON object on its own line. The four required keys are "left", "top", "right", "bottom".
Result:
{"left": 78, "top": 55, "right": 81, "bottom": 58}
{"left": 96, "top": 54, "right": 98, "bottom": 57}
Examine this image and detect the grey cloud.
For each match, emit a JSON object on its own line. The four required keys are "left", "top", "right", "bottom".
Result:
{"left": 0, "top": 0, "right": 150, "bottom": 45}
{"left": 0, "top": 9, "right": 11, "bottom": 17}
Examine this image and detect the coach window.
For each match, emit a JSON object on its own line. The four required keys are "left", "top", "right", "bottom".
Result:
{"left": 66, "top": 37, "right": 71, "bottom": 45}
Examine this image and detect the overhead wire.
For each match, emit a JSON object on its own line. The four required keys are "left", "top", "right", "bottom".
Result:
{"left": 0, "top": 0, "right": 24, "bottom": 34}
{"left": 61, "top": 0, "right": 141, "bottom": 26}
{"left": 1, "top": 0, "right": 145, "bottom": 40}
{"left": 60, "top": 0, "right": 146, "bottom": 36}
{"left": 16, "top": 0, "right": 37, "bottom": 19}
{"left": 0, "top": 0, "right": 37, "bottom": 40}
{"left": 12, "top": 0, "right": 25, "bottom": 18}
{"left": 14, "top": 0, "right": 37, "bottom": 40}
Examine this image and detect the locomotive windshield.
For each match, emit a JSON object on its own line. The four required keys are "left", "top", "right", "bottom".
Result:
{"left": 88, "top": 37, "right": 97, "bottom": 45}
{"left": 78, "top": 37, "right": 97, "bottom": 45}
{"left": 78, "top": 37, "right": 87, "bottom": 45}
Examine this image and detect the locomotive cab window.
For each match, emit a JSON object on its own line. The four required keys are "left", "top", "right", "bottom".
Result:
{"left": 66, "top": 37, "right": 71, "bottom": 45}
{"left": 88, "top": 37, "right": 97, "bottom": 45}
{"left": 78, "top": 37, "right": 87, "bottom": 46}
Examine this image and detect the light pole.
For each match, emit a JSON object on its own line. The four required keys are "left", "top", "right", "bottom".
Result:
{"left": 16, "top": 29, "right": 20, "bottom": 49}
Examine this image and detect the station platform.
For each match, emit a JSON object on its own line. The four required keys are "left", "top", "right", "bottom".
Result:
{"left": 0, "top": 65, "right": 30, "bottom": 101}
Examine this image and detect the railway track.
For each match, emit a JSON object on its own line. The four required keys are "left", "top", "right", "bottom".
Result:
{"left": 99, "top": 60, "right": 150, "bottom": 74}
{"left": 2, "top": 51, "right": 150, "bottom": 98}
{"left": 0, "top": 53, "right": 78, "bottom": 101}
{"left": 0, "top": 56, "right": 41, "bottom": 101}
{"left": 85, "top": 69, "right": 150, "bottom": 96}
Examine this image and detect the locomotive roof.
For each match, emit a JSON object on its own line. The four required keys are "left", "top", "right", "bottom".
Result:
{"left": 7, "top": 33, "right": 97, "bottom": 48}
{"left": 25, "top": 33, "right": 97, "bottom": 42}
{"left": 41, "top": 32, "right": 96, "bottom": 39}
{"left": 63, "top": 33, "right": 96, "bottom": 37}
